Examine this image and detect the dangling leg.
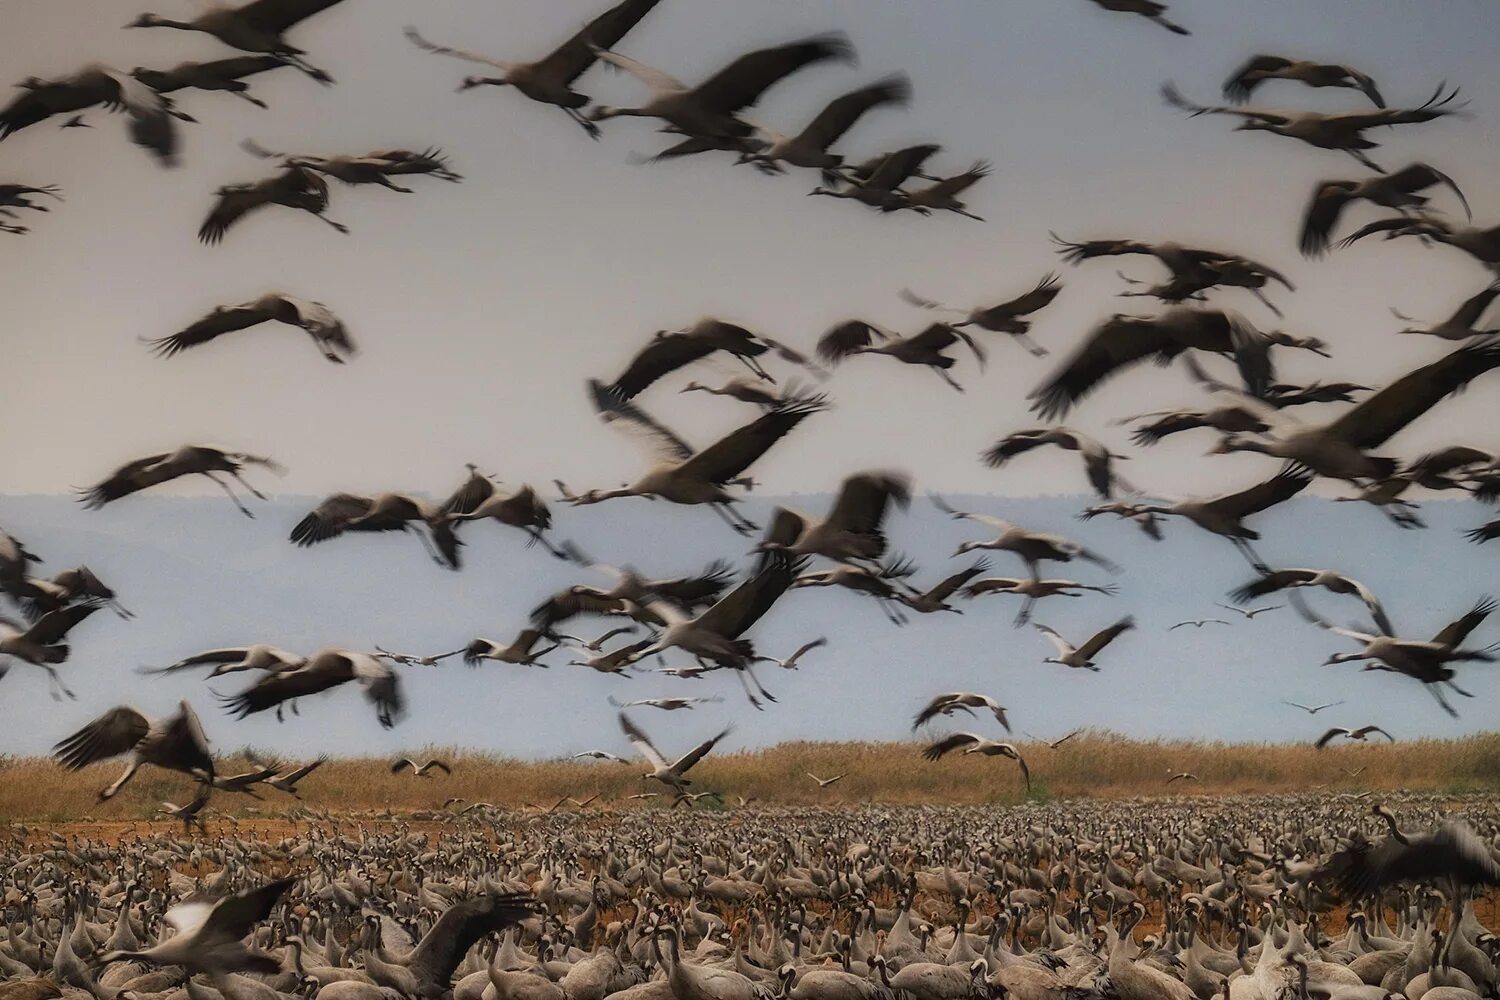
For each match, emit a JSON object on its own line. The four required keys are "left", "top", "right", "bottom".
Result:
{"left": 708, "top": 502, "right": 751, "bottom": 536}
{"left": 1249, "top": 287, "right": 1284, "bottom": 319}
{"left": 1014, "top": 596, "right": 1035, "bottom": 628}
{"left": 1013, "top": 332, "right": 1049, "bottom": 357}
{"left": 564, "top": 107, "right": 602, "bottom": 140}
{"left": 375, "top": 176, "right": 414, "bottom": 194}
{"left": 733, "top": 668, "right": 763, "bottom": 711}
{"left": 231, "top": 89, "right": 269, "bottom": 110}
{"left": 203, "top": 473, "right": 254, "bottom": 517}
{"left": 314, "top": 212, "right": 349, "bottom": 234}
{"left": 1425, "top": 682, "right": 1459, "bottom": 718}
{"left": 741, "top": 660, "right": 777, "bottom": 704}
{"left": 228, "top": 468, "right": 268, "bottom": 501}
{"left": 932, "top": 366, "right": 965, "bottom": 393}
{"left": 408, "top": 526, "right": 446, "bottom": 566}
{"left": 1345, "top": 148, "right": 1386, "bottom": 174}
{"left": 526, "top": 529, "right": 571, "bottom": 560}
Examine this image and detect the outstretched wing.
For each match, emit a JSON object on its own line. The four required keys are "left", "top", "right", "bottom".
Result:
{"left": 669, "top": 726, "right": 732, "bottom": 774}
{"left": 53, "top": 706, "right": 151, "bottom": 769}
{"left": 619, "top": 712, "right": 668, "bottom": 770}
{"left": 1075, "top": 617, "right": 1134, "bottom": 660}
{"left": 1430, "top": 597, "right": 1495, "bottom": 649}
{"left": 922, "top": 732, "right": 980, "bottom": 761}
{"left": 534, "top": 0, "right": 666, "bottom": 87}
{"left": 676, "top": 399, "right": 826, "bottom": 486}
{"left": 149, "top": 301, "right": 274, "bottom": 357}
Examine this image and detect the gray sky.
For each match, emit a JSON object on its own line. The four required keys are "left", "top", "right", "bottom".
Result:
{"left": 2, "top": 1, "right": 1500, "bottom": 757}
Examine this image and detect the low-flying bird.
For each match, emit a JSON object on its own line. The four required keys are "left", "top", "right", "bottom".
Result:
{"left": 1298, "top": 163, "right": 1469, "bottom": 257}
{"left": 808, "top": 143, "right": 942, "bottom": 210}
{"left": 1129, "top": 466, "right": 1313, "bottom": 569}
{"left": 911, "top": 692, "right": 1010, "bottom": 732}
{"left": 1316, "top": 806, "right": 1500, "bottom": 902}
{"left": 53, "top": 700, "right": 215, "bottom": 800}
{"left": 817, "top": 320, "right": 986, "bottom": 393}
{"left": 291, "top": 492, "right": 464, "bottom": 569}
{"left": 0, "top": 65, "right": 189, "bottom": 165}
{"left": 1166, "top": 771, "right": 1200, "bottom": 784}
{"left": 1229, "top": 570, "right": 1390, "bottom": 634}
{"left": 1169, "top": 618, "right": 1231, "bottom": 630}
{"left": 373, "top": 646, "right": 464, "bottom": 666}
{"left": 145, "top": 293, "right": 354, "bottom": 363}
{"left": 1315, "top": 726, "right": 1394, "bottom": 748}
{"left": 1283, "top": 699, "right": 1344, "bottom": 715}
{"left": 597, "top": 319, "right": 775, "bottom": 401}
{"left": 740, "top": 74, "right": 911, "bottom": 181}
{"left": 1084, "top": 0, "right": 1189, "bottom": 35}
{"left": 404, "top": 0, "right": 665, "bottom": 138}
{"left": 573, "top": 750, "right": 630, "bottom": 764}
{"left": 1034, "top": 618, "right": 1135, "bottom": 671}
{"left": 554, "top": 626, "right": 639, "bottom": 652}
{"left": 1215, "top": 601, "right": 1285, "bottom": 620}
{"left": 982, "top": 427, "right": 1136, "bottom": 499}
{"left": 753, "top": 637, "right": 828, "bottom": 670}
{"left": 1026, "top": 728, "right": 1083, "bottom": 750}
{"left": 962, "top": 576, "right": 1118, "bottom": 626}
{"left": 755, "top": 471, "right": 911, "bottom": 564}
{"left": 131, "top": 55, "right": 293, "bottom": 108}
{"left": 1222, "top": 54, "right": 1385, "bottom": 107}
{"left": 199, "top": 166, "right": 347, "bottom": 244}
{"left": 0, "top": 604, "right": 103, "bottom": 699}
{"left": 141, "top": 644, "right": 306, "bottom": 677}
{"left": 95, "top": 876, "right": 297, "bottom": 977}
{"left": 619, "top": 712, "right": 731, "bottom": 791}
{"left": 530, "top": 555, "right": 734, "bottom": 630}
{"left": 933, "top": 495, "right": 1122, "bottom": 576}
{"left": 126, "top": 0, "right": 355, "bottom": 84}
{"left": 900, "top": 273, "right": 1063, "bottom": 357}
{"left": 241, "top": 139, "right": 461, "bottom": 188}
{"left": 806, "top": 772, "right": 845, "bottom": 788}
{"left": 921, "top": 734, "right": 1030, "bottom": 790}
{"left": 1161, "top": 81, "right": 1465, "bottom": 174}
{"left": 390, "top": 757, "right": 452, "bottom": 776}
{"left": 79, "top": 446, "right": 283, "bottom": 518}
{"left": 441, "top": 465, "right": 566, "bottom": 558}
{"left": 1053, "top": 235, "right": 1295, "bottom": 316}
{"left": 1390, "top": 283, "right": 1500, "bottom": 342}
{"left": 15, "top": 565, "right": 131, "bottom": 621}
{"left": 247, "top": 752, "right": 326, "bottom": 795}
{"left": 899, "top": 160, "right": 992, "bottom": 221}
{"left": 1078, "top": 502, "right": 1165, "bottom": 541}
{"left": 218, "top": 648, "right": 405, "bottom": 729}
{"left": 1338, "top": 214, "right": 1500, "bottom": 273}
{"left": 462, "top": 629, "right": 560, "bottom": 668}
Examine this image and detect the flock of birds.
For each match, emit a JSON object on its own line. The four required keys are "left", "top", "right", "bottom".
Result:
{"left": 5, "top": 796, "right": 1500, "bottom": 1000}
{"left": 6, "top": 1, "right": 1500, "bottom": 997}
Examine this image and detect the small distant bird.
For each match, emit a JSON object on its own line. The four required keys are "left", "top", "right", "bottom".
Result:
{"left": 1222, "top": 55, "right": 1385, "bottom": 108}
{"left": 1343, "top": 766, "right": 1367, "bottom": 778}
{"left": 248, "top": 752, "right": 326, "bottom": 796}
{"left": 912, "top": 692, "right": 1010, "bottom": 732}
{"left": 1025, "top": 728, "right": 1083, "bottom": 750}
{"left": 981, "top": 427, "right": 1136, "bottom": 499}
{"left": 145, "top": 294, "right": 354, "bottom": 363}
{"left": 1283, "top": 699, "right": 1343, "bottom": 715}
{"left": 608, "top": 696, "right": 723, "bottom": 711}
{"left": 900, "top": 273, "right": 1063, "bottom": 357}
{"left": 390, "top": 757, "right": 451, "bottom": 776}
{"left": 806, "top": 771, "right": 845, "bottom": 788}
{"left": 673, "top": 790, "right": 724, "bottom": 807}
{"left": 96, "top": 876, "right": 296, "bottom": 974}
{"left": 1166, "top": 771, "right": 1200, "bottom": 784}
{"left": 921, "top": 734, "right": 1030, "bottom": 791}
{"left": 1169, "top": 618, "right": 1230, "bottom": 630}
{"left": 1315, "top": 725, "right": 1394, "bottom": 749}
{"left": 199, "top": 166, "right": 347, "bottom": 245}
{"left": 374, "top": 646, "right": 463, "bottom": 667}
{"left": 1215, "top": 602, "right": 1283, "bottom": 620}
{"left": 1298, "top": 163, "right": 1469, "bottom": 258}
{"left": 1034, "top": 618, "right": 1135, "bottom": 671}
{"left": 573, "top": 750, "right": 630, "bottom": 764}
{"left": 754, "top": 637, "right": 828, "bottom": 669}
{"left": 627, "top": 792, "right": 661, "bottom": 800}
{"left": 620, "top": 712, "right": 731, "bottom": 791}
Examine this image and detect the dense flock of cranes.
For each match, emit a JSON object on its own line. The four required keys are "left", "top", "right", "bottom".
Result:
{"left": 2, "top": 0, "right": 1500, "bottom": 858}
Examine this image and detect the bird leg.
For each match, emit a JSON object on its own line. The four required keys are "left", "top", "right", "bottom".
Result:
{"left": 526, "top": 529, "right": 572, "bottom": 560}
{"left": 34, "top": 663, "right": 74, "bottom": 701}
{"left": 276, "top": 53, "right": 334, "bottom": 86}
{"left": 228, "top": 469, "right": 269, "bottom": 501}
{"left": 231, "top": 90, "right": 269, "bottom": 110}
{"left": 313, "top": 213, "right": 349, "bottom": 234}
{"left": 408, "top": 527, "right": 447, "bottom": 567}
{"left": 203, "top": 473, "right": 255, "bottom": 517}
{"left": 1247, "top": 287, "right": 1284, "bottom": 319}
{"left": 1011, "top": 332, "right": 1049, "bottom": 357}
{"left": 740, "top": 661, "right": 778, "bottom": 704}
{"left": 372, "top": 176, "right": 414, "bottom": 194}
{"left": 733, "top": 352, "right": 776, "bottom": 383}
{"left": 1444, "top": 679, "right": 1474, "bottom": 698}
{"left": 932, "top": 367, "right": 965, "bottom": 392}
{"left": 1425, "top": 682, "right": 1460, "bottom": 718}
{"left": 101, "top": 761, "right": 141, "bottom": 800}
{"left": 1014, "top": 597, "right": 1035, "bottom": 628}
{"left": 1229, "top": 538, "right": 1271, "bottom": 574}
{"left": 564, "top": 107, "right": 602, "bottom": 140}
{"left": 733, "top": 668, "right": 765, "bottom": 712}
{"left": 1344, "top": 148, "right": 1386, "bottom": 175}
{"left": 875, "top": 596, "right": 908, "bottom": 626}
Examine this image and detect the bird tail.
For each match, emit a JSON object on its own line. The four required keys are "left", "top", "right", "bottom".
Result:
{"left": 40, "top": 643, "right": 69, "bottom": 664}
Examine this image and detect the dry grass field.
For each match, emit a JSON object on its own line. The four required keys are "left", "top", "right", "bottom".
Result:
{"left": 4, "top": 730, "right": 1500, "bottom": 821}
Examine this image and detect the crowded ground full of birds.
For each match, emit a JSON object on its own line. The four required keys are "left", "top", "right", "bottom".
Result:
{"left": 5, "top": 1, "right": 1500, "bottom": 997}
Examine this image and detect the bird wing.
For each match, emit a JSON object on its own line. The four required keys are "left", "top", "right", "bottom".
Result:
{"left": 1326, "top": 339, "right": 1500, "bottom": 450}
{"left": 587, "top": 378, "right": 695, "bottom": 463}
{"left": 993, "top": 273, "right": 1064, "bottom": 317}
{"left": 1205, "top": 464, "right": 1311, "bottom": 518}
{"left": 534, "top": 0, "right": 665, "bottom": 86}
{"left": 1220, "top": 55, "right": 1293, "bottom": 102}
{"left": 816, "top": 320, "right": 883, "bottom": 364}
{"left": 24, "top": 602, "right": 100, "bottom": 644}
{"left": 912, "top": 694, "right": 958, "bottom": 730}
{"left": 390, "top": 758, "right": 415, "bottom": 772}
{"left": 619, "top": 712, "right": 669, "bottom": 770}
{"left": 52, "top": 706, "right": 151, "bottom": 768}
{"left": 676, "top": 399, "right": 826, "bottom": 486}
{"left": 237, "top": 0, "right": 348, "bottom": 35}
{"left": 590, "top": 48, "right": 686, "bottom": 93}
{"left": 1029, "top": 313, "right": 1181, "bottom": 421}
{"left": 199, "top": 186, "right": 267, "bottom": 245}
{"left": 197, "top": 877, "right": 297, "bottom": 948}
{"left": 279, "top": 757, "right": 326, "bottom": 782}
{"left": 350, "top": 653, "right": 405, "bottom": 728}
{"left": 606, "top": 333, "right": 721, "bottom": 401}
{"left": 220, "top": 662, "right": 341, "bottom": 719}
{"left": 690, "top": 34, "right": 855, "bottom": 116}
{"left": 1389, "top": 163, "right": 1470, "bottom": 219}
{"left": 1076, "top": 617, "right": 1135, "bottom": 660}
{"left": 1356, "top": 726, "right": 1394, "bottom": 741}
{"left": 289, "top": 493, "right": 374, "bottom": 546}
{"left": 1452, "top": 283, "right": 1500, "bottom": 329}
{"left": 1033, "top": 623, "right": 1072, "bottom": 657}
{"left": 403, "top": 27, "right": 511, "bottom": 71}
{"left": 1430, "top": 597, "right": 1495, "bottom": 649}
{"left": 693, "top": 554, "right": 806, "bottom": 640}
{"left": 146, "top": 647, "right": 258, "bottom": 675}
{"left": 150, "top": 301, "right": 274, "bottom": 356}
{"left": 826, "top": 471, "right": 911, "bottom": 535}
{"left": 982, "top": 431, "right": 1046, "bottom": 467}
{"left": 922, "top": 733, "right": 980, "bottom": 761}
{"left": 280, "top": 296, "right": 353, "bottom": 351}
{"left": 1336, "top": 216, "right": 1432, "bottom": 249}
{"left": 793, "top": 74, "right": 910, "bottom": 150}
{"left": 670, "top": 726, "right": 732, "bottom": 773}
{"left": 441, "top": 467, "right": 496, "bottom": 516}
{"left": 1160, "top": 82, "right": 1290, "bottom": 124}
{"left": 82, "top": 452, "right": 176, "bottom": 506}
{"left": 405, "top": 893, "right": 541, "bottom": 991}
{"left": 915, "top": 161, "right": 990, "bottom": 201}
{"left": 650, "top": 560, "right": 738, "bottom": 608}
{"left": 864, "top": 144, "right": 942, "bottom": 189}
{"left": 1298, "top": 181, "right": 1354, "bottom": 258}
{"left": 923, "top": 560, "right": 990, "bottom": 602}
{"left": 788, "top": 637, "right": 827, "bottom": 661}
{"left": 1314, "top": 727, "right": 1348, "bottom": 749}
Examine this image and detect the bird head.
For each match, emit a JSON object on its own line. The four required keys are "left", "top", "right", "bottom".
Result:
{"left": 679, "top": 382, "right": 704, "bottom": 393}
{"left": 1233, "top": 120, "right": 1273, "bottom": 133}
{"left": 458, "top": 75, "right": 500, "bottom": 92}
{"left": 589, "top": 106, "right": 620, "bottom": 122}
{"left": 1207, "top": 435, "right": 1242, "bottom": 456}
{"left": 125, "top": 13, "right": 164, "bottom": 28}
{"left": 807, "top": 187, "right": 834, "bottom": 198}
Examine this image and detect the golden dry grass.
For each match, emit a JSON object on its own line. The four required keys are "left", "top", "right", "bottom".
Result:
{"left": 4, "top": 730, "right": 1500, "bottom": 821}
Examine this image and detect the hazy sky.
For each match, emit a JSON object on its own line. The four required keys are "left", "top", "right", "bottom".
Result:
{"left": 3, "top": 2, "right": 1500, "bottom": 759}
